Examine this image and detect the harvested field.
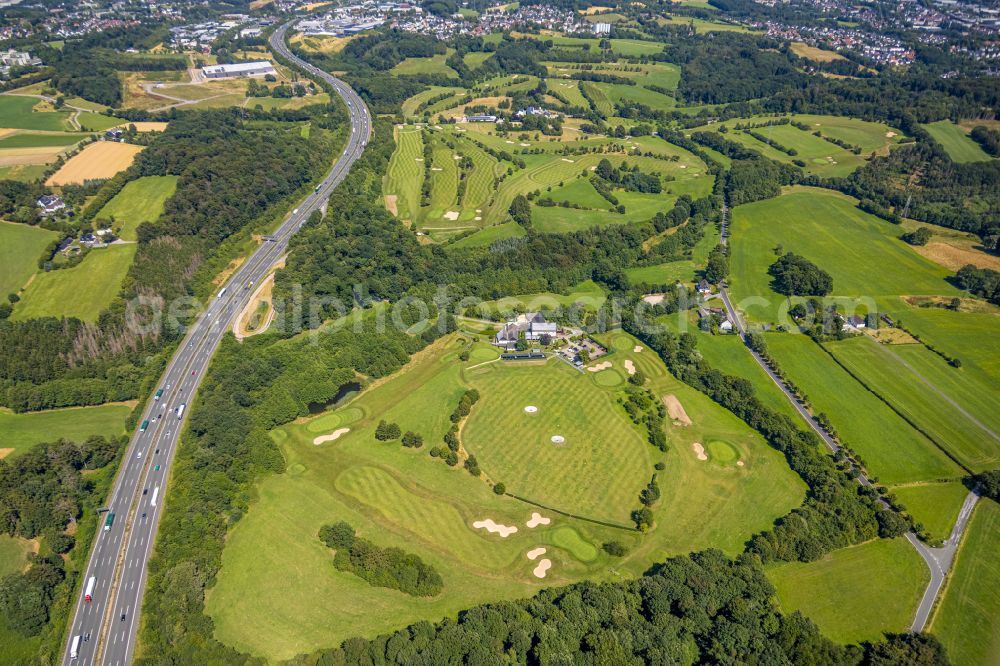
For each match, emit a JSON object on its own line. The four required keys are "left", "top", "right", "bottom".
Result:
{"left": 663, "top": 394, "right": 692, "bottom": 425}
{"left": 46, "top": 141, "right": 143, "bottom": 185}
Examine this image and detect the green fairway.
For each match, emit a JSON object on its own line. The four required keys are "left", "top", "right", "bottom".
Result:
{"left": 208, "top": 332, "right": 804, "bottom": 660}
{"left": 931, "top": 500, "right": 1000, "bottom": 666}
{"left": 921, "top": 120, "right": 992, "bottom": 163}
{"left": 476, "top": 279, "right": 606, "bottom": 314}
{"left": 94, "top": 175, "right": 178, "bottom": 240}
{"left": 767, "top": 537, "right": 929, "bottom": 644}
{"left": 384, "top": 127, "right": 424, "bottom": 224}
{"left": 593, "top": 82, "right": 676, "bottom": 109}
{"left": 764, "top": 333, "right": 963, "bottom": 486}
{"left": 448, "top": 222, "right": 525, "bottom": 249}
{"left": 827, "top": 336, "right": 1000, "bottom": 471}
{"left": 724, "top": 125, "right": 867, "bottom": 177}
{"left": 0, "top": 221, "right": 58, "bottom": 296}
{"left": 0, "top": 95, "right": 72, "bottom": 131}
{"left": 891, "top": 482, "right": 969, "bottom": 542}
{"left": 401, "top": 86, "right": 463, "bottom": 116}
{"left": 729, "top": 188, "right": 961, "bottom": 324}
{"left": 12, "top": 243, "right": 137, "bottom": 322}
{"left": 0, "top": 403, "right": 131, "bottom": 458}
{"left": 0, "top": 132, "right": 89, "bottom": 149}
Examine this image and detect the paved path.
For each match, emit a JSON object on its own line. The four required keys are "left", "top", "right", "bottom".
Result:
{"left": 716, "top": 199, "right": 978, "bottom": 633}
{"left": 61, "top": 20, "right": 371, "bottom": 666}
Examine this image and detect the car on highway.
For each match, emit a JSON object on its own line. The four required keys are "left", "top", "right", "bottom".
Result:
{"left": 154, "top": 464, "right": 161, "bottom": 471}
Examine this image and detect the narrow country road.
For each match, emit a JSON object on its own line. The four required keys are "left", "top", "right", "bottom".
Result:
{"left": 61, "top": 20, "right": 370, "bottom": 666}
{"left": 716, "top": 199, "right": 978, "bottom": 633}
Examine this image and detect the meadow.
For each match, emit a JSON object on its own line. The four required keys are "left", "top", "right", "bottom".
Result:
{"left": 12, "top": 244, "right": 137, "bottom": 322}
{"left": 390, "top": 52, "right": 458, "bottom": 78}
{"left": 764, "top": 333, "right": 963, "bottom": 486}
{"left": 921, "top": 120, "right": 992, "bottom": 163}
{"left": 931, "top": 500, "right": 1000, "bottom": 666}
{"left": 767, "top": 538, "right": 929, "bottom": 644}
{"left": 94, "top": 175, "right": 178, "bottom": 240}
{"left": 729, "top": 187, "right": 962, "bottom": 324}
{"left": 0, "top": 95, "right": 72, "bottom": 131}
{"left": 0, "top": 221, "right": 58, "bottom": 296}
{"left": 0, "top": 132, "right": 89, "bottom": 149}
{"left": 827, "top": 336, "right": 1000, "bottom": 472}
{"left": 0, "top": 403, "right": 131, "bottom": 458}
{"left": 891, "top": 482, "right": 969, "bottom": 542}
{"left": 207, "top": 331, "right": 804, "bottom": 660}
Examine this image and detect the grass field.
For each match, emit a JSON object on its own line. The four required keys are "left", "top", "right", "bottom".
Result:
{"left": 391, "top": 53, "right": 458, "bottom": 78}
{"left": 767, "top": 537, "right": 929, "bottom": 644}
{"left": 921, "top": 120, "right": 992, "bottom": 163}
{"left": 0, "top": 132, "right": 89, "bottom": 149}
{"left": 0, "top": 535, "right": 32, "bottom": 577}
{"left": 0, "top": 95, "right": 72, "bottom": 131}
{"left": 78, "top": 111, "right": 124, "bottom": 132}
{"left": 94, "top": 175, "right": 178, "bottom": 240}
{"left": 447, "top": 222, "right": 525, "bottom": 249}
{"left": 46, "top": 141, "right": 144, "bottom": 186}
{"left": 724, "top": 125, "right": 867, "bottom": 178}
{"left": 931, "top": 500, "right": 1000, "bottom": 666}
{"left": 0, "top": 221, "right": 58, "bottom": 296}
{"left": 729, "top": 188, "right": 961, "bottom": 324}
{"left": 12, "top": 244, "right": 137, "bottom": 322}
{"left": 827, "top": 336, "right": 1000, "bottom": 472}
{"left": 790, "top": 43, "right": 848, "bottom": 63}
{"left": 0, "top": 403, "right": 131, "bottom": 458}
{"left": 764, "top": 333, "right": 963, "bottom": 486}
{"left": 891, "top": 482, "right": 969, "bottom": 542}
{"left": 207, "top": 332, "right": 804, "bottom": 660}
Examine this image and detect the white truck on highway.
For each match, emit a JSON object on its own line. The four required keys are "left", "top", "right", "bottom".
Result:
{"left": 176, "top": 403, "right": 186, "bottom": 419}
{"left": 70, "top": 635, "right": 81, "bottom": 660}
{"left": 84, "top": 576, "right": 96, "bottom": 603}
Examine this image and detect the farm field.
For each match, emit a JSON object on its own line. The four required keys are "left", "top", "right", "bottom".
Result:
{"left": 0, "top": 221, "right": 58, "bottom": 296}
{"left": 767, "top": 537, "right": 929, "bottom": 644}
{"left": 891, "top": 482, "right": 969, "bottom": 542}
{"left": 729, "top": 188, "right": 961, "bottom": 324}
{"left": 764, "top": 333, "right": 964, "bottom": 486}
{"left": 0, "top": 95, "right": 72, "bottom": 131}
{"left": 921, "top": 120, "right": 992, "bottom": 163}
{"left": 94, "top": 175, "right": 179, "bottom": 240}
{"left": 12, "top": 244, "right": 137, "bottom": 321}
{"left": 207, "top": 332, "right": 803, "bottom": 660}
{"left": 45, "top": 141, "right": 144, "bottom": 186}
{"left": 931, "top": 500, "right": 1000, "bottom": 666}
{"left": 0, "top": 403, "right": 131, "bottom": 459}
{"left": 826, "top": 336, "right": 1000, "bottom": 471}
{"left": 0, "top": 132, "right": 89, "bottom": 149}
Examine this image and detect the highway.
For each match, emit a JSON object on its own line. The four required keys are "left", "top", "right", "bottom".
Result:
{"left": 62, "top": 20, "right": 370, "bottom": 665}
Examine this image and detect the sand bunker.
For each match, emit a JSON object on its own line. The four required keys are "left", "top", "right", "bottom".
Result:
{"left": 550, "top": 435, "right": 565, "bottom": 444}
{"left": 737, "top": 460, "right": 745, "bottom": 467}
{"left": 524, "top": 405, "right": 538, "bottom": 413}
{"left": 506, "top": 140, "right": 515, "bottom": 144}
{"left": 533, "top": 559, "right": 552, "bottom": 578}
{"left": 415, "top": 157, "right": 424, "bottom": 161}
{"left": 692, "top": 442, "right": 708, "bottom": 461}
{"left": 313, "top": 428, "right": 350, "bottom": 445}
{"left": 526, "top": 512, "right": 551, "bottom": 528}
{"left": 624, "top": 360, "right": 636, "bottom": 375}
{"left": 679, "top": 164, "right": 687, "bottom": 169}
{"left": 642, "top": 293, "right": 665, "bottom": 305}
{"left": 473, "top": 519, "right": 518, "bottom": 538}
{"left": 474, "top": 216, "right": 482, "bottom": 221}
{"left": 886, "top": 131, "right": 897, "bottom": 138}
{"left": 663, "top": 395, "right": 692, "bottom": 426}
{"left": 633, "top": 345, "right": 643, "bottom": 352}
{"left": 454, "top": 155, "right": 462, "bottom": 159}
{"left": 527, "top": 547, "right": 547, "bottom": 560}
{"left": 587, "top": 361, "right": 612, "bottom": 372}
{"left": 431, "top": 167, "right": 443, "bottom": 171}
{"left": 443, "top": 211, "right": 460, "bottom": 220}
{"left": 384, "top": 194, "right": 398, "bottom": 216}
{"left": 561, "top": 158, "right": 574, "bottom": 163}
{"left": 0, "top": 448, "right": 13, "bottom": 459}
{"left": 520, "top": 142, "right": 530, "bottom": 146}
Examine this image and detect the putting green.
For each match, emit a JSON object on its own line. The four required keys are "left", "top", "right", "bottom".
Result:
{"left": 468, "top": 345, "right": 499, "bottom": 362}
{"left": 706, "top": 440, "right": 740, "bottom": 465}
{"left": 593, "top": 368, "right": 623, "bottom": 387}
{"left": 551, "top": 526, "right": 599, "bottom": 562}
{"left": 306, "top": 407, "right": 364, "bottom": 433}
